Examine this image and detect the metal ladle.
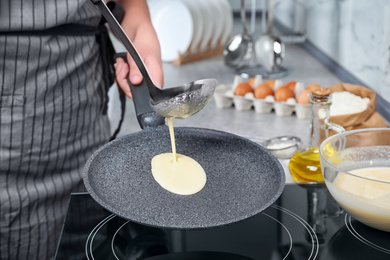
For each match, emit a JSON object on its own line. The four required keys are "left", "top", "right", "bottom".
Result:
{"left": 223, "top": 0, "right": 253, "bottom": 69}
{"left": 91, "top": 0, "right": 217, "bottom": 120}
{"left": 255, "top": 0, "right": 286, "bottom": 73}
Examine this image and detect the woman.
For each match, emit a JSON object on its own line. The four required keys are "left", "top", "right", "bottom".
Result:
{"left": 0, "top": 0, "right": 163, "bottom": 259}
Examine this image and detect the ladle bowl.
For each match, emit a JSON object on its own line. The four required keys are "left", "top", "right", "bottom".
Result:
{"left": 151, "top": 79, "right": 217, "bottom": 119}
{"left": 255, "top": 34, "right": 285, "bottom": 72}
{"left": 255, "top": 0, "right": 285, "bottom": 73}
{"left": 92, "top": 0, "right": 216, "bottom": 119}
{"left": 223, "top": 0, "right": 253, "bottom": 69}
{"left": 224, "top": 34, "right": 253, "bottom": 69}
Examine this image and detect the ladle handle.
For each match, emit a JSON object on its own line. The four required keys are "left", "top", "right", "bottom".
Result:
{"left": 261, "top": 0, "right": 267, "bottom": 34}
{"left": 267, "top": 0, "right": 274, "bottom": 34}
{"left": 92, "top": 0, "right": 156, "bottom": 89}
{"left": 115, "top": 53, "right": 165, "bottom": 129}
{"left": 240, "top": 0, "right": 249, "bottom": 36}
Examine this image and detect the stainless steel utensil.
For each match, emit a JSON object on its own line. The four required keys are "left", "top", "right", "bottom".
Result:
{"left": 91, "top": 0, "right": 216, "bottom": 119}
{"left": 255, "top": 0, "right": 286, "bottom": 72}
{"left": 223, "top": 0, "right": 253, "bottom": 69}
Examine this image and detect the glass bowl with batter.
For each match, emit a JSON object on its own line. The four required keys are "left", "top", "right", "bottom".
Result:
{"left": 319, "top": 128, "right": 390, "bottom": 232}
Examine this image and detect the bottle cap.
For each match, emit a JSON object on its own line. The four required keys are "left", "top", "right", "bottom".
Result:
{"left": 312, "top": 87, "right": 331, "bottom": 97}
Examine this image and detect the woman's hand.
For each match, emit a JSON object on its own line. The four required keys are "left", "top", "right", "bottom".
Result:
{"left": 114, "top": 0, "right": 163, "bottom": 99}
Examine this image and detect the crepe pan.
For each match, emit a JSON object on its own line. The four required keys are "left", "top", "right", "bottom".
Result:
{"left": 83, "top": 54, "right": 285, "bottom": 230}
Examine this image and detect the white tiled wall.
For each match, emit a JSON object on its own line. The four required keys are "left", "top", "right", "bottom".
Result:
{"left": 273, "top": 0, "right": 390, "bottom": 103}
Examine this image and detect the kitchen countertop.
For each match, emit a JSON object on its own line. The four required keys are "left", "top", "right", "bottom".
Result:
{"left": 116, "top": 43, "right": 342, "bottom": 137}
{"left": 109, "top": 42, "right": 343, "bottom": 183}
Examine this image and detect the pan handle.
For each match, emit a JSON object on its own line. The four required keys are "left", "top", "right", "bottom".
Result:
{"left": 114, "top": 53, "right": 165, "bottom": 129}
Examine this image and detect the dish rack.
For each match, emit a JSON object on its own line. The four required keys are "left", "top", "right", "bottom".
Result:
{"left": 172, "top": 38, "right": 227, "bottom": 65}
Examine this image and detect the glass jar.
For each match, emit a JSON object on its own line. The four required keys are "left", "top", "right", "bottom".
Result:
{"left": 289, "top": 88, "right": 344, "bottom": 183}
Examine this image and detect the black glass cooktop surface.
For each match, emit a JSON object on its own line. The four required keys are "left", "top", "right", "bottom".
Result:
{"left": 55, "top": 184, "right": 390, "bottom": 260}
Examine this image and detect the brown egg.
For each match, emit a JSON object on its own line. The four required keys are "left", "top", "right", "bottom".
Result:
{"left": 234, "top": 82, "right": 253, "bottom": 96}
{"left": 248, "top": 77, "right": 256, "bottom": 88}
{"left": 285, "top": 81, "right": 297, "bottom": 92}
{"left": 254, "top": 83, "right": 273, "bottom": 99}
{"left": 274, "top": 86, "right": 295, "bottom": 102}
{"left": 306, "top": 83, "right": 321, "bottom": 91}
{"left": 297, "top": 88, "right": 311, "bottom": 104}
{"left": 265, "top": 79, "right": 276, "bottom": 89}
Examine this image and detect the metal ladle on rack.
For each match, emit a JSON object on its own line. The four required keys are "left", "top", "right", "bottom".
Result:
{"left": 223, "top": 0, "right": 253, "bottom": 69}
{"left": 255, "top": 0, "right": 288, "bottom": 77}
{"left": 91, "top": 0, "right": 217, "bottom": 120}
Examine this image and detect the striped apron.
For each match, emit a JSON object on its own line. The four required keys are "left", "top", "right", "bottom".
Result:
{"left": 0, "top": 1, "right": 113, "bottom": 259}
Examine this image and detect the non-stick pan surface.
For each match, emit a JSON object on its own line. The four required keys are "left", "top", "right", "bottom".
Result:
{"left": 83, "top": 126, "right": 285, "bottom": 230}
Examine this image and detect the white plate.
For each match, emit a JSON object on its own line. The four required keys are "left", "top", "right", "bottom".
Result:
{"left": 218, "top": 0, "right": 233, "bottom": 47}
{"left": 197, "top": 0, "right": 215, "bottom": 52}
{"left": 209, "top": 0, "right": 225, "bottom": 50}
{"left": 148, "top": 0, "right": 193, "bottom": 62}
{"left": 180, "top": 0, "right": 203, "bottom": 54}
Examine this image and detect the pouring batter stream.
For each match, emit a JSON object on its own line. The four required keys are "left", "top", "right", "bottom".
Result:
{"left": 151, "top": 118, "right": 207, "bottom": 195}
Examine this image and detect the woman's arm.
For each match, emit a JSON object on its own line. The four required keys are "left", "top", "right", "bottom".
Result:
{"left": 113, "top": 0, "right": 163, "bottom": 99}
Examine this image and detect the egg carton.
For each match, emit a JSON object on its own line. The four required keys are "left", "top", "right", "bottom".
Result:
{"left": 214, "top": 83, "right": 311, "bottom": 119}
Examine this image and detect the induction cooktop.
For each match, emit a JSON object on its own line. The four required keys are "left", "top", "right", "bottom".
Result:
{"left": 55, "top": 184, "right": 390, "bottom": 260}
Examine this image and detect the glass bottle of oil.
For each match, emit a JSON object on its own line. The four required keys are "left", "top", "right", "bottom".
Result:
{"left": 289, "top": 88, "right": 344, "bottom": 183}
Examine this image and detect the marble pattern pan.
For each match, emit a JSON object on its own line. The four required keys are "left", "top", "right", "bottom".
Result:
{"left": 83, "top": 126, "right": 285, "bottom": 230}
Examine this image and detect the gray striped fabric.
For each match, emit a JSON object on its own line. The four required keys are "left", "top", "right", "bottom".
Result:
{"left": 0, "top": 1, "right": 111, "bottom": 259}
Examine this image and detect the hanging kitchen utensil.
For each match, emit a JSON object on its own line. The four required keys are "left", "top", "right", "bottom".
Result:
{"left": 91, "top": 0, "right": 217, "bottom": 119}
{"left": 255, "top": 0, "right": 289, "bottom": 78}
{"left": 223, "top": 0, "right": 253, "bottom": 69}
{"left": 228, "top": 0, "right": 268, "bottom": 79}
